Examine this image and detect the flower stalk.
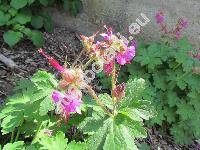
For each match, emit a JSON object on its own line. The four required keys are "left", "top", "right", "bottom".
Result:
{"left": 111, "top": 61, "right": 117, "bottom": 116}
{"left": 85, "top": 85, "right": 113, "bottom": 117}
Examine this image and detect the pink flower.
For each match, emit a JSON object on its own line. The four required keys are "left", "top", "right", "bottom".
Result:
{"left": 38, "top": 48, "right": 64, "bottom": 72}
{"left": 59, "top": 69, "right": 75, "bottom": 88}
{"left": 113, "top": 82, "right": 126, "bottom": 101}
{"left": 179, "top": 18, "right": 188, "bottom": 29}
{"left": 155, "top": 11, "right": 164, "bottom": 24}
{"left": 100, "top": 25, "right": 113, "bottom": 41}
{"left": 174, "top": 30, "right": 181, "bottom": 40}
{"left": 103, "top": 60, "right": 114, "bottom": 76}
{"left": 116, "top": 42, "right": 136, "bottom": 65}
{"left": 52, "top": 89, "right": 82, "bottom": 121}
{"left": 43, "top": 129, "right": 53, "bottom": 137}
{"left": 193, "top": 53, "right": 200, "bottom": 60}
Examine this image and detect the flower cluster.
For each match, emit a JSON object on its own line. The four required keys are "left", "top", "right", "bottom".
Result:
{"left": 81, "top": 26, "right": 136, "bottom": 75}
{"left": 38, "top": 48, "right": 84, "bottom": 121}
{"left": 38, "top": 26, "right": 136, "bottom": 122}
{"left": 52, "top": 88, "right": 82, "bottom": 121}
{"left": 155, "top": 11, "right": 188, "bottom": 39}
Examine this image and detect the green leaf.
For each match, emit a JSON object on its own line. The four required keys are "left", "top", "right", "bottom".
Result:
{"left": 86, "top": 118, "right": 111, "bottom": 149}
{"left": 63, "top": 0, "right": 69, "bottom": 11}
{"left": 31, "top": 70, "right": 58, "bottom": 88}
{"left": 0, "top": 11, "right": 10, "bottom": 26}
{"left": 135, "top": 43, "right": 163, "bottom": 69}
{"left": 10, "top": 0, "right": 27, "bottom": 9}
{"left": 38, "top": 131, "right": 68, "bottom": 150}
{"left": 176, "top": 102, "right": 194, "bottom": 120}
{"left": 66, "top": 141, "right": 86, "bottom": 150}
{"left": 120, "top": 78, "right": 146, "bottom": 108}
{"left": 119, "top": 107, "right": 152, "bottom": 122}
{"left": 150, "top": 107, "right": 165, "bottom": 126}
{"left": 84, "top": 115, "right": 146, "bottom": 150}
{"left": 39, "top": 95, "right": 54, "bottom": 116}
{"left": 98, "top": 93, "right": 113, "bottom": 110}
{"left": 30, "top": 30, "right": 44, "bottom": 47}
{"left": 27, "top": 0, "right": 35, "bottom": 5}
{"left": 39, "top": 0, "right": 48, "bottom": 6}
{"left": 153, "top": 72, "right": 167, "bottom": 91}
{"left": 3, "top": 30, "right": 23, "bottom": 47}
{"left": 22, "top": 28, "right": 32, "bottom": 37}
{"left": 163, "top": 107, "right": 176, "bottom": 124}
{"left": 170, "top": 124, "right": 193, "bottom": 144}
{"left": 103, "top": 121, "right": 125, "bottom": 150}
{"left": 78, "top": 113, "right": 107, "bottom": 134}
{"left": 166, "top": 91, "right": 180, "bottom": 107}
{"left": 13, "top": 13, "right": 31, "bottom": 24}
{"left": 43, "top": 16, "right": 54, "bottom": 32}
{"left": 0, "top": 3, "right": 10, "bottom": 12}
{"left": 70, "top": 0, "right": 82, "bottom": 16}
{"left": 8, "top": 8, "right": 17, "bottom": 17}
{"left": 2, "top": 141, "right": 25, "bottom": 150}
{"left": 31, "top": 16, "right": 43, "bottom": 29}
{"left": 1, "top": 113, "right": 23, "bottom": 134}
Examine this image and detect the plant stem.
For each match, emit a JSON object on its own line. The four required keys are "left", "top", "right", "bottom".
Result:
{"left": 178, "top": 71, "right": 190, "bottom": 80}
{"left": 32, "top": 122, "right": 43, "bottom": 144}
{"left": 111, "top": 61, "right": 117, "bottom": 116}
{"left": 86, "top": 85, "right": 113, "bottom": 117}
{"left": 14, "top": 118, "right": 24, "bottom": 142}
{"left": 15, "top": 130, "right": 20, "bottom": 142}
{"left": 83, "top": 59, "right": 93, "bottom": 70}
{"left": 173, "top": 63, "right": 181, "bottom": 70}
{"left": 72, "top": 48, "right": 85, "bottom": 68}
{"left": 10, "top": 130, "right": 15, "bottom": 143}
{"left": 111, "top": 61, "right": 116, "bottom": 91}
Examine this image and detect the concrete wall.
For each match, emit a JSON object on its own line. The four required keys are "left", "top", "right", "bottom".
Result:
{"left": 51, "top": 0, "right": 200, "bottom": 48}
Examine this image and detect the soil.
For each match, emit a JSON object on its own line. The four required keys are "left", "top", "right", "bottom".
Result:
{"left": 0, "top": 27, "right": 199, "bottom": 150}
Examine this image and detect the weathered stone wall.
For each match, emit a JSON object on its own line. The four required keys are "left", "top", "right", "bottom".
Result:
{"left": 51, "top": 0, "right": 200, "bottom": 47}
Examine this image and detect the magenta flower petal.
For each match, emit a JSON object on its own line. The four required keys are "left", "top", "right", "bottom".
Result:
{"left": 179, "top": 18, "right": 188, "bottom": 28}
{"left": 103, "top": 60, "right": 114, "bottom": 75}
{"left": 100, "top": 33, "right": 109, "bottom": 41}
{"left": 116, "top": 44, "right": 136, "bottom": 65}
{"left": 52, "top": 90, "right": 82, "bottom": 117}
{"left": 116, "top": 53, "right": 127, "bottom": 65}
{"left": 52, "top": 91, "right": 62, "bottom": 102}
{"left": 155, "top": 11, "right": 164, "bottom": 24}
{"left": 113, "top": 82, "right": 126, "bottom": 100}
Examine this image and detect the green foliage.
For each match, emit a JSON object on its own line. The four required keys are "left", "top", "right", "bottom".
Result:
{"left": 0, "top": 62, "right": 153, "bottom": 148}
{"left": 3, "top": 30, "right": 23, "bottom": 47}
{"left": 37, "top": 131, "right": 85, "bottom": 150}
{"left": 125, "top": 37, "right": 200, "bottom": 144}
{"left": 2, "top": 141, "right": 25, "bottom": 150}
{"left": 98, "top": 37, "right": 200, "bottom": 145}
{"left": 0, "top": 71, "right": 57, "bottom": 135}
{"left": 0, "top": 0, "right": 82, "bottom": 47}
{"left": 79, "top": 79, "right": 153, "bottom": 150}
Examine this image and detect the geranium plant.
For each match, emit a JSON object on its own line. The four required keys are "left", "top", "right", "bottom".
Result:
{"left": 98, "top": 12, "right": 200, "bottom": 145}
{"left": 0, "top": 26, "right": 154, "bottom": 149}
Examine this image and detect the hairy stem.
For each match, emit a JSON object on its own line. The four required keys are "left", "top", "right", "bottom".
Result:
{"left": 173, "top": 63, "right": 181, "bottom": 71}
{"left": 15, "top": 118, "right": 24, "bottom": 142}
{"left": 32, "top": 122, "right": 43, "bottom": 143}
{"left": 111, "top": 61, "right": 117, "bottom": 116}
{"left": 15, "top": 130, "right": 20, "bottom": 142}
{"left": 10, "top": 130, "right": 15, "bottom": 143}
{"left": 179, "top": 71, "right": 190, "bottom": 80}
{"left": 72, "top": 48, "right": 85, "bottom": 68}
{"left": 83, "top": 59, "right": 93, "bottom": 70}
{"left": 86, "top": 85, "right": 113, "bottom": 117}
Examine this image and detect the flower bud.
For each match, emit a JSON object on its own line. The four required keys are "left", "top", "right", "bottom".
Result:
{"left": 113, "top": 83, "right": 126, "bottom": 101}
